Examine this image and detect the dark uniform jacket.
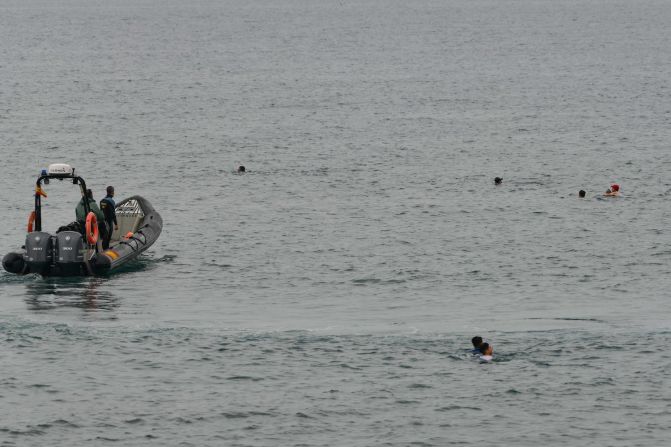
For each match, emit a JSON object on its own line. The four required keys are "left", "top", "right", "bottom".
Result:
{"left": 100, "top": 196, "right": 117, "bottom": 226}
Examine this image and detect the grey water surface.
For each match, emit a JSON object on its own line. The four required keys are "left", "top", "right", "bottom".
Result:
{"left": 1, "top": 0, "right": 670, "bottom": 445}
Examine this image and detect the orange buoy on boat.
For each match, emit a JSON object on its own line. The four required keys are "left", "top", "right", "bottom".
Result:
{"left": 85, "top": 212, "right": 99, "bottom": 244}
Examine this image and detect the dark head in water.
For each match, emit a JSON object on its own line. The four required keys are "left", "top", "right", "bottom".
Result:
{"left": 472, "top": 336, "right": 483, "bottom": 349}
{"left": 579, "top": 190, "right": 586, "bottom": 198}
{"left": 237, "top": 165, "right": 246, "bottom": 173}
{"left": 494, "top": 177, "right": 502, "bottom": 185}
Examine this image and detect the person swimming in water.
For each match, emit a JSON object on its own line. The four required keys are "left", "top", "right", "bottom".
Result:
{"left": 478, "top": 342, "right": 493, "bottom": 362}
{"left": 471, "top": 336, "right": 483, "bottom": 353}
{"left": 237, "top": 165, "right": 246, "bottom": 173}
{"left": 578, "top": 190, "right": 586, "bottom": 198}
{"left": 494, "top": 177, "right": 502, "bottom": 185}
{"left": 604, "top": 184, "right": 620, "bottom": 197}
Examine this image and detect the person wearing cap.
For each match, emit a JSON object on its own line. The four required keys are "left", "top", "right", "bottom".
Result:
{"left": 604, "top": 184, "right": 620, "bottom": 197}
{"left": 100, "top": 186, "right": 119, "bottom": 249}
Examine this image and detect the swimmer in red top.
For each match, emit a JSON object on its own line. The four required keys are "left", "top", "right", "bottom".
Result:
{"left": 604, "top": 184, "right": 620, "bottom": 197}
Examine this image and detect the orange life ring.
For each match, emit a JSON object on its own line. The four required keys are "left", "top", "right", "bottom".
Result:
{"left": 27, "top": 211, "right": 36, "bottom": 233}
{"left": 85, "top": 212, "right": 99, "bottom": 245}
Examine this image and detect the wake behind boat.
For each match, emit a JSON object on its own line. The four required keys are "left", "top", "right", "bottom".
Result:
{"left": 2, "top": 164, "right": 162, "bottom": 277}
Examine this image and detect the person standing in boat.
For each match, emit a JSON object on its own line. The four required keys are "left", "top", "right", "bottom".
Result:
{"left": 100, "top": 186, "right": 119, "bottom": 250}
{"left": 76, "top": 189, "right": 106, "bottom": 246}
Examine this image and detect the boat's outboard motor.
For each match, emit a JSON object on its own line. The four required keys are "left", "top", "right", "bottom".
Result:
{"left": 24, "top": 231, "right": 53, "bottom": 275}
{"left": 55, "top": 231, "right": 85, "bottom": 275}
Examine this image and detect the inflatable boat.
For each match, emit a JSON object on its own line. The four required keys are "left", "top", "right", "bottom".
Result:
{"left": 2, "top": 164, "right": 162, "bottom": 277}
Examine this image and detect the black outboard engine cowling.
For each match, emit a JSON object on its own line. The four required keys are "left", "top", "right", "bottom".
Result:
{"left": 24, "top": 231, "right": 53, "bottom": 275}
{"left": 55, "top": 231, "right": 85, "bottom": 275}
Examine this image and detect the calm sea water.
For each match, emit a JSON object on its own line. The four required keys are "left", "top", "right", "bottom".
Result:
{"left": 1, "top": 0, "right": 670, "bottom": 445}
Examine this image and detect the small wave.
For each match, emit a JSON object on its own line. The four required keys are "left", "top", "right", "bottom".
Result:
{"left": 352, "top": 278, "right": 381, "bottom": 285}
{"left": 526, "top": 317, "right": 605, "bottom": 323}
{"left": 592, "top": 377, "right": 616, "bottom": 386}
{"left": 338, "top": 363, "right": 362, "bottom": 370}
{"left": 203, "top": 261, "right": 232, "bottom": 269}
{"left": 52, "top": 419, "right": 79, "bottom": 428}
{"left": 155, "top": 254, "right": 177, "bottom": 263}
{"left": 3, "top": 427, "right": 46, "bottom": 436}
{"left": 395, "top": 399, "right": 420, "bottom": 405}
{"left": 436, "top": 405, "right": 482, "bottom": 412}
{"left": 220, "top": 411, "right": 274, "bottom": 420}
{"left": 95, "top": 436, "right": 120, "bottom": 441}
{"left": 221, "top": 412, "right": 249, "bottom": 419}
{"left": 124, "top": 418, "right": 144, "bottom": 425}
{"left": 226, "top": 375, "right": 263, "bottom": 381}
{"left": 0, "top": 271, "right": 38, "bottom": 285}
{"left": 408, "top": 383, "right": 432, "bottom": 389}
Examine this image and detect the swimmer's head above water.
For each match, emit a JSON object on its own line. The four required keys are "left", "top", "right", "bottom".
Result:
{"left": 494, "top": 177, "right": 502, "bottom": 185}
{"left": 579, "top": 190, "right": 586, "bottom": 198}
{"left": 472, "top": 336, "right": 483, "bottom": 349}
{"left": 604, "top": 183, "right": 620, "bottom": 196}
